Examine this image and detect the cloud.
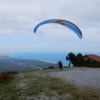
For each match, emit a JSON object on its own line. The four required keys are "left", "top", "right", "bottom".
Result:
{"left": 0, "top": 0, "right": 100, "bottom": 53}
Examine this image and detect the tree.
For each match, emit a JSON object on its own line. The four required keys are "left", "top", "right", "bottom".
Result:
{"left": 66, "top": 55, "right": 70, "bottom": 67}
{"left": 58, "top": 60, "right": 63, "bottom": 70}
{"left": 66, "top": 52, "right": 77, "bottom": 67}
{"left": 76, "top": 53, "right": 84, "bottom": 66}
{"left": 66, "top": 52, "right": 100, "bottom": 68}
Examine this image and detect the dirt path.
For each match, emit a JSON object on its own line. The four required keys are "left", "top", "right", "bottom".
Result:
{"left": 49, "top": 67, "right": 100, "bottom": 91}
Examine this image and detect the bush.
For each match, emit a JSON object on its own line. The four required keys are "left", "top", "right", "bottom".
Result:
{"left": 86, "top": 64, "right": 94, "bottom": 67}
{"left": 6, "top": 70, "right": 18, "bottom": 74}
{"left": 47, "top": 66, "right": 54, "bottom": 69}
{"left": 86, "top": 63, "right": 100, "bottom": 68}
{"left": 94, "top": 63, "right": 100, "bottom": 68}
{"left": 0, "top": 73, "right": 11, "bottom": 82}
{"left": 0, "top": 70, "right": 18, "bottom": 82}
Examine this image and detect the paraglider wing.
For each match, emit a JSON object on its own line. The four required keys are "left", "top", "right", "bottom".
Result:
{"left": 34, "top": 19, "right": 82, "bottom": 39}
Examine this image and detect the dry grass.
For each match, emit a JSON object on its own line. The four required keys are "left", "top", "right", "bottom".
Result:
{"left": 0, "top": 69, "right": 100, "bottom": 100}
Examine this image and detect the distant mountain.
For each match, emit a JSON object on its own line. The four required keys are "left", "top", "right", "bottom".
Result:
{"left": 0, "top": 55, "right": 57, "bottom": 73}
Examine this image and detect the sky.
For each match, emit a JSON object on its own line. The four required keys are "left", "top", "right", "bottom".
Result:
{"left": 0, "top": 0, "right": 100, "bottom": 54}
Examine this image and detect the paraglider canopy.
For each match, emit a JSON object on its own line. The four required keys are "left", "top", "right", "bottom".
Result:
{"left": 34, "top": 19, "right": 82, "bottom": 39}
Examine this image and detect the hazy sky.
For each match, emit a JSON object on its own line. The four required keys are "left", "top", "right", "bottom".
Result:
{"left": 0, "top": 0, "right": 100, "bottom": 53}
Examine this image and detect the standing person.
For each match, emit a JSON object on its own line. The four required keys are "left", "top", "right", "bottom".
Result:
{"left": 58, "top": 60, "right": 63, "bottom": 70}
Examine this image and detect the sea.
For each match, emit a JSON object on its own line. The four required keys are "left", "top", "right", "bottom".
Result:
{"left": 10, "top": 52, "right": 100, "bottom": 66}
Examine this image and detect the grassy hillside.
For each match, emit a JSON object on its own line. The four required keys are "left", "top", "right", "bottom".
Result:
{"left": 0, "top": 69, "right": 100, "bottom": 100}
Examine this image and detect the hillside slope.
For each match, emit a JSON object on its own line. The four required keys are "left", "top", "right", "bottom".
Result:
{"left": 0, "top": 68, "right": 100, "bottom": 100}
{"left": 0, "top": 55, "right": 57, "bottom": 73}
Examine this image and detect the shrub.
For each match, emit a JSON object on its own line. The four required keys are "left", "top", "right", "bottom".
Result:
{"left": 0, "top": 70, "right": 18, "bottom": 82}
{"left": 6, "top": 70, "right": 18, "bottom": 74}
{"left": 47, "top": 66, "right": 54, "bottom": 69}
{"left": 0, "top": 73, "right": 11, "bottom": 82}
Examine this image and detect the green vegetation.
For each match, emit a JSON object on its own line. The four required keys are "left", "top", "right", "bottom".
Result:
{"left": 0, "top": 69, "right": 100, "bottom": 100}
{"left": 47, "top": 66, "right": 54, "bottom": 69}
{"left": 66, "top": 52, "right": 100, "bottom": 67}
